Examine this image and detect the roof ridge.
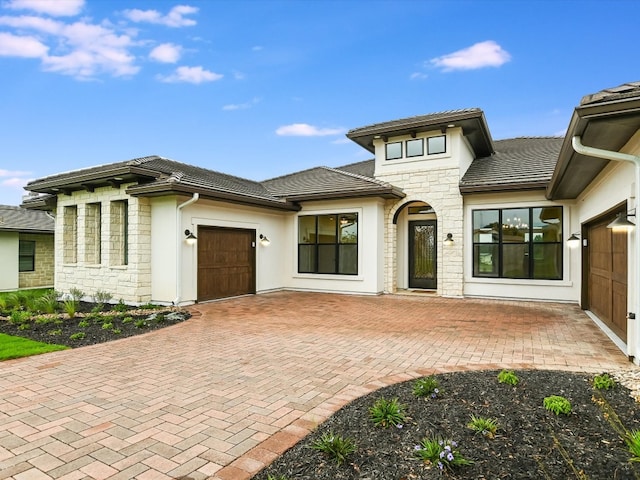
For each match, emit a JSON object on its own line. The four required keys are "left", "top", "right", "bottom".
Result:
{"left": 319, "top": 165, "right": 389, "bottom": 187}
{"left": 127, "top": 155, "right": 161, "bottom": 166}
{"left": 261, "top": 165, "right": 325, "bottom": 183}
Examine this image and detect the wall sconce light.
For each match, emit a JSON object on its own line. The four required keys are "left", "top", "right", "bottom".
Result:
{"left": 339, "top": 216, "right": 349, "bottom": 226}
{"left": 259, "top": 234, "right": 271, "bottom": 247}
{"left": 607, "top": 209, "right": 636, "bottom": 232}
{"left": 444, "top": 233, "right": 454, "bottom": 246}
{"left": 184, "top": 229, "right": 197, "bottom": 245}
{"left": 566, "top": 233, "right": 581, "bottom": 248}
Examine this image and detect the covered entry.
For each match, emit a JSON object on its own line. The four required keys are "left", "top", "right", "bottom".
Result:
{"left": 584, "top": 211, "right": 628, "bottom": 342}
{"left": 197, "top": 226, "right": 256, "bottom": 301}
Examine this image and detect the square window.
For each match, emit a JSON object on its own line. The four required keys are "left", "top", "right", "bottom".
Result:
{"left": 427, "top": 135, "right": 446, "bottom": 154}
{"left": 406, "top": 139, "right": 423, "bottom": 157}
{"left": 385, "top": 142, "right": 402, "bottom": 160}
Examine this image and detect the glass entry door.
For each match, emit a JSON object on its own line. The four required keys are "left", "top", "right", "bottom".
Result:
{"left": 408, "top": 220, "right": 437, "bottom": 289}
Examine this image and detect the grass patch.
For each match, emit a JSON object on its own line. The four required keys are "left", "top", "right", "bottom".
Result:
{"left": 0, "top": 333, "right": 68, "bottom": 360}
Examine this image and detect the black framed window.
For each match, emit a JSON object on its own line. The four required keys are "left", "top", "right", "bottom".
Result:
{"left": 298, "top": 213, "right": 358, "bottom": 275}
{"left": 385, "top": 142, "right": 402, "bottom": 160}
{"left": 427, "top": 135, "right": 446, "bottom": 154}
{"left": 406, "top": 138, "right": 424, "bottom": 157}
{"left": 472, "top": 206, "right": 563, "bottom": 280}
{"left": 19, "top": 240, "right": 35, "bottom": 272}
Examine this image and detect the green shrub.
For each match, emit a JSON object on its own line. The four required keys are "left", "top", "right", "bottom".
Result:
{"left": 626, "top": 429, "right": 640, "bottom": 462}
{"left": 497, "top": 370, "right": 519, "bottom": 386}
{"left": 17, "top": 323, "right": 31, "bottom": 331}
{"left": 311, "top": 432, "right": 356, "bottom": 465}
{"left": 78, "top": 320, "right": 90, "bottom": 328}
{"left": 70, "top": 332, "right": 85, "bottom": 340}
{"left": 267, "top": 475, "right": 289, "bottom": 480}
{"left": 68, "top": 288, "right": 84, "bottom": 302}
{"left": 467, "top": 415, "right": 499, "bottom": 438}
{"left": 415, "top": 437, "right": 472, "bottom": 471}
{"left": 369, "top": 397, "right": 406, "bottom": 428}
{"left": 122, "top": 316, "right": 133, "bottom": 324}
{"left": 48, "top": 329, "right": 62, "bottom": 336}
{"left": 413, "top": 376, "right": 440, "bottom": 398}
{"left": 62, "top": 300, "right": 78, "bottom": 319}
{"left": 36, "top": 291, "right": 60, "bottom": 314}
{"left": 102, "top": 322, "right": 114, "bottom": 330}
{"left": 113, "top": 299, "right": 128, "bottom": 312}
{"left": 543, "top": 395, "right": 572, "bottom": 415}
{"left": 135, "top": 319, "right": 148, "bottom": 329}
{"left": 593, "top": 373, "right": 616, "bottom": 390}
{"left": 35, "top": 317, "right": 52, "bottom": 325}
{"left": 9, "top": 310, "right": 29, "bottom": 325}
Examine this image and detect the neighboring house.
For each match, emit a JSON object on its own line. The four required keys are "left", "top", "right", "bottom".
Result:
{"left": 22, "top": 81, "right": 640, "bottom": 364}
{"left": 0, "top": 204, "right": 55, "bottom": 291}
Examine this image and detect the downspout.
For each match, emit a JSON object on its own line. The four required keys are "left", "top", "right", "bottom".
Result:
{"left": 174, "top": 193, "right": 200, "bottom": 305}
{"left": 572, "top": 136, "right": 640, "bottom": 361}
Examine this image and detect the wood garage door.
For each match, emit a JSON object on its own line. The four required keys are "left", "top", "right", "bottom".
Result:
{"left": 198, "top": 227, "right": 256, "bottom": 302}
{"left": 587, "top": 217, "right": 627, "bottom": 341}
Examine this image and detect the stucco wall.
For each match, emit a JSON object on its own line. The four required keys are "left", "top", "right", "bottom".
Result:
{"left": 18, "top": 233, "right": 54, "bottom": 289}
{"left": 0, "top": 232, "right": 19, "bottom": 291}
{"left": 54, "top": 185, "right": 152, "bottom": 304}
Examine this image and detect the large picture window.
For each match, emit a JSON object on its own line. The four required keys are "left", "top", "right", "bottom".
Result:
{"left": 298, "top": 213, "right": 358, "bottom": 275}
{"left": 472, "top": 207, "right": 563, "bottom": 280}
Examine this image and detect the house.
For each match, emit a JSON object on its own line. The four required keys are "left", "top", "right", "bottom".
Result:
{"left": 22, "top": 81, "right": 640, "bottom": 364}
{"left": 0, "top": 204, "right": 55, "bottom": 291}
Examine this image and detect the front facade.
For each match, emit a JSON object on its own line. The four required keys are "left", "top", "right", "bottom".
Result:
{"left": 23, "top": 81, "right": 640, "bottom": 363}
{"left": 0, "top": 205, "right": 55, "bottom": 291}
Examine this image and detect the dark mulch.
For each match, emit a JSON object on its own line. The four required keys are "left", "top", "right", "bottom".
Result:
{"left": 253, "top": 370, "right": 640, "bottom": 480}
{"left": 0, "top": 301, "right": 190, "bottom": 348}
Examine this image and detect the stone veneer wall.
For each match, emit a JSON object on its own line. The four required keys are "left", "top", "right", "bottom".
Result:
{"left": 18, "top": 233, "right": 54, "bottom": 289}
{"left": 378, "top": 167, "right": 464, "bottom": 297}
{"left": 54, "top": 185, "right": 152, "bottom": 304}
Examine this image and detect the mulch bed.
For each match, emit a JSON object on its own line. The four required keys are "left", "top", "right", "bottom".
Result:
{"left": 0, "top": 301, "right": 191, "bottom": 348}
{"left": 253, "top": 370, "right": 640, "bottom": 479}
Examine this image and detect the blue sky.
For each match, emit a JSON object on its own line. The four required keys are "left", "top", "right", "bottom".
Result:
{"left": 0, "top": 0, "right": 638, "bottom": 206}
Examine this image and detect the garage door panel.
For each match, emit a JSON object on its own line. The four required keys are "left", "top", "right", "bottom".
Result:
{"left": 197, "top": 227, "right": 256, "bottom": 301}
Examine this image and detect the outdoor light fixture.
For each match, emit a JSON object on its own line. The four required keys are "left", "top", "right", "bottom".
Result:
{"left": 184, "top": 229, "right": 197, "bottom": 245}
{"left": 444, "top": 233, "right": 454, "bottom": 246}
{"left": 567, "top": 233, "right": 581, "bottom": 248}
{"left": 607, "top": 209, "right": 636, "bottom": 232}
{"left": 259, "top": 234, "right": 271, "bottom": 247}
{"left": 339, "top": 216, "right": 349, "bottom": 226}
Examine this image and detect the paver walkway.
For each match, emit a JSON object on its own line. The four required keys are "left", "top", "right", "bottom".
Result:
{"left": 0, "top": 292, "right": 633, "bottom": 479}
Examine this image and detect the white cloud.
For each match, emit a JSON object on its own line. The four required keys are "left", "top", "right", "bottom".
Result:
{"left": 0, "top": 169, "right": 31, "bottom": 177}
{"left": 149, "top": 43, "right": 181, "bottom": 63}
{"left": 331, "top": 138, "right": 351, "bottom": 145}
{"left": 0, "top": 31, "right": 48, "bottom": 57}
{"left": 410, "top": 72, "right": 428, "bottom": 80}
{"left": 1, "top": 177, "right": 29, "bottom": 188}
{"left": 222, "top": 97, "right": 260, "bottom": 111}
{"left": 0, "top": 14, "right": 62, "bottom": 34}
{"left": 4, "top": 0, "right": 84, "bottom": 17}
{"left": 159, "top": 65, "right": 223, "bottom": 84}
{"left": 430, "top": 40, "right": 511, "bottom": 71}
{"left": 276, "top": 123, "right": 344, "bottom": 137}
{"left": 122, "top": 5, "right": 198, "bottom": 27}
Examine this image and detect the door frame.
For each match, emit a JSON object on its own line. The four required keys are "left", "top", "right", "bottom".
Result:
{"left": 408, "top": 219, "right": 437, "bottom": 289}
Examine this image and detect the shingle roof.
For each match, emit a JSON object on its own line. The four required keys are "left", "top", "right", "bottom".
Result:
{"left": 580, "top": 81, "right": 640, "bottom": 106}
{"left": 262, "top": 165, "right": 403, "bottom": 201}
{"left": 0, "top": 205, "right": 54, "bottom": 233}
{"left": 335, "top": 159, "right": 375, "bottom": 178}
{"left": 347, "top": 109, "right": 483, "bottom": 136}
{"left": 460, "top": 137, "right": 563, "bottom": 193}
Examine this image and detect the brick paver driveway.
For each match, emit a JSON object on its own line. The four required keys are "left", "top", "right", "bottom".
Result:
{"left": 0, "top": 292, "right": 632, "bottom": 479}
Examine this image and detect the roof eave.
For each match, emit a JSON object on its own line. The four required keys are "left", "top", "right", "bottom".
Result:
{"left": 126, "top": 182, "right": 301, "bottom": 212}
{"left": 283, "top": 187, "right": 405, "bottom": 202}
{"left": 460, "top": 182, "right": 549, "bottom": 195}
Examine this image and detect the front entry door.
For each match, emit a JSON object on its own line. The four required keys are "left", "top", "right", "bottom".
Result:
{"left": 409, "top": 220, "right": 437, "bottom": 289}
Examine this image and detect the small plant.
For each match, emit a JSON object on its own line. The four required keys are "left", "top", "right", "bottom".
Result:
{"left": 48, "top": 329, "right": 62, "bottom": 336}
{"left": 35, "top": 317, "right": 52, "bottom": 325}
{"left": 626, "top": 429, "right": 640, "bottom": 462}
{"left": 111, "top": 328, "right": 122, "bottom": 334}
{"left": 413, "top": 376, "right": 440, "bottom": 399}
{"left": 415, "top": 437, "right": 472, "bottom": 472}
{"left": 154, "top": 313, "right": 166, "bottom": 324}
{"left": 467, "top": 415, "right": 499, "bottom": 439}
{"left": 267, "top": 475, "right": 289, "bottom": 480}
{"left": 544, "top": 395, "right": 572, "bottom": 415}
{"left": 68, "top": 287, "right": 84, "bottom": 302}
{"left": 122, "top": 316, "right": 133, "bottom": 324}
{"left": 593, "top": 373, "right": 616, "bottom": 390}
{"left": 497, "top": 369, "right": 519, "bottom": 386}
{"left": 311, "top": 431, "right": 356, "bottom": 465}
{"left": 62, "top": 299, "right": 78, "bottom": 319}
{"left": 135, "top": 319, "right": 148, "bottom": 329}
{"left": 70, "top": 332, "right": 85, "bottom": 340}
{"left": 36, "top": 291, "right": 60, "bottom": 314}
{"left": 18, "top": 323, "right": 31, "bottom": 331}
{"left": 78, "top": 320, "right": 90, "bottom": 328}
{"left": 92, "top": 290, "right": 113, "bottom": 309}
{"left": 113, "top": 299, "right": 128, "bottom": 312}
{"left": 370, "top": 397, "right": 406, "bottom": 428}
{"left": 102, "top": 322, "right": 114, "bottom": 330}
{"left": 9, "top": 310, "right": 29, "bottom": 325}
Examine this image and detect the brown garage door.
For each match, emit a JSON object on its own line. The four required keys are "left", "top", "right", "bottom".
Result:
{"left": 587, "top": 217, "right": 627, "bottom": 341}
{"left": 198, "top": 227, "right": 256, "bottom": 302}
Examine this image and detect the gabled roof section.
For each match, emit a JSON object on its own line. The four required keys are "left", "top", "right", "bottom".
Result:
{"left": 460, "top": 137, "right": 563, "bottom": 194}
{"left": 0, "top": 205, "right": 54, "bottom": 233}
{"left": 548, "top": 81, "right": 640, "bottom": 200}
{"left": 262, "top": 165, "right": 404, "bottom": 201}
{"left": 25, "top": 156, "right": 299, "bottom": 211}
{"left": 346, "top": 108, "right": 494, "bottom": 157}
